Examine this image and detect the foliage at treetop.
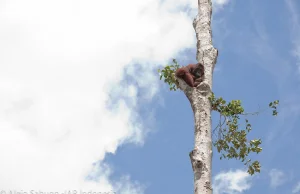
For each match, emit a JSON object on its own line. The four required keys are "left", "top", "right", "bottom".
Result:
{"left": 158, "top": 59, "right": 279, "bottom": 175}
{"left": 157, "top": 59, "right": 180, "bottom": 91}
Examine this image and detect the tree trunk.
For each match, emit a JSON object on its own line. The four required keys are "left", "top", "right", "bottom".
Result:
{"left": 177, "top": 0, "right": 218, "bottom": 193}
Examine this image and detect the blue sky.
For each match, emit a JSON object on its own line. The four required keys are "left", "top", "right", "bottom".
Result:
{"left": 0, "top": 0, "right": 299, "bottom": 194}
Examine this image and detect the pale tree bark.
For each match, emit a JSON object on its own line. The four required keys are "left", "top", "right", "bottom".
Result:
{"left": 176, "top": 0, "right": 218, "bottom": 193}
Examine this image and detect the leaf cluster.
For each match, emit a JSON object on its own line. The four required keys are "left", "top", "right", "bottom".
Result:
{"left": 158, "top": 59, "right": 180, "bottom": 91}
{"left": 209, "top": 93, "right": 279, "bottom": 175}
{"left": 269, "top": 100, "right": 279, "bottom": 116}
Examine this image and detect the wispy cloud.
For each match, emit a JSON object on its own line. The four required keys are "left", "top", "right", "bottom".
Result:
{"left": 213, "top": 169, "right": 252, "bottom": 194}
{"left": 269, "top": 169, "right": 287, "bottom": 189}
{"left": 246, "top": 4, "right": 300, "bottom": 146}
{"left": 292, "top": 181, "right": 300, "bottom": 193}
{"left": 251, "top": 20, "right": 291, "bottom": 82}
{"left": 285, "top": 0, "right": 300, "bottom": 73}
{"left": 212, "top": 0, "right": 231, "bottom": 12}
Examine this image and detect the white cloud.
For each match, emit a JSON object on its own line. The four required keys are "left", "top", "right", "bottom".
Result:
{"left": 213, "top": 169, "right": 252, "bottom": 194}
{"left": 0, "top": 0, "right": 197, "bottom": 192}
{"left": 212, "top": 0, "right": 231, "bottom": 11}
{"left": 214, "top": 0, "right": 230, "bottom": 5}
{"left": 269, "top": 169, "right": 286, "bottom": 188}
{"left": 292, "top": 182, "right": 300, "bottom": 193}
